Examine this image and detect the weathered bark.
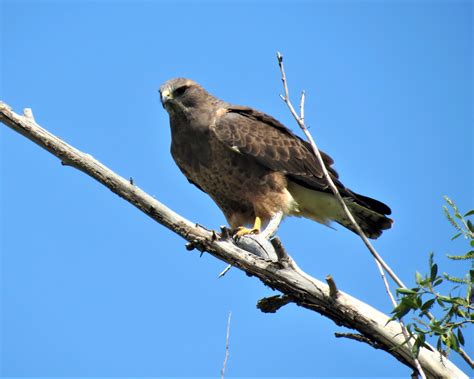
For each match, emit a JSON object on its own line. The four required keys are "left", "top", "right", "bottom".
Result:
{"left": 0, "top": 102, "right": 468, "bottom": 378}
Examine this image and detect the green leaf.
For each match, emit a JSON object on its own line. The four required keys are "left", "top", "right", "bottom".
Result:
{"left": 467, "top": 220, "right": 474, "bottom": 233}
{"left": 455, "top": 308, "right": 466, "bottom": 318}
{"left": 451, "top": 232, "right": 462, "bottom": 241}
{"left": 415, "top": 271, "right": 423, "bottom": 285}
{"left": 464, "top": 209, "right": 474, "bottom": 217}
{"left": 471, "top": 240, "right": 474, "bottom": 247}
{"left": 444, "top": 206, "right": 461, "bottom": 231}
{"left": 412, "top": 337, "right": 421, "bottom": 357}
{"left": 392, "top": 298, "right": 415, "bottom": 318}
{"left": 449, "top": 331, "right": 459, "bottom": 351}
{"left": 420, "top": 298, "right": 436, "bottom": 312}
{"left": 447, "top": 251, "right": 474, "bottom": 260}
{"left": 431, "top": 323, "right": 446, "bottom": 335}
{"left": 404, "top": 295, "right": 421, "bottom": 309}
{"left": 397, "top": 288, "right": 419, "bottom": 295}
{"left": 433, "top": 277, "right": 443, "bottom": 287}
{"left": 436, "top": 337, "right": 442, "bottom": 352}
{"left": 443, "top": 273, "right": 467, "bottom": 283}
{"left": 452, "top": 297, "right": 468, "bottom": 306}
{"left": 467, "top": 279, "right": 472, "bottom": 304}
{"left": 414, "top": 325, "right": 426, "bottom": 334}
{"left": 457, "top": 328, "right": 465, "bottom": 346}
{"left": 431, "top": 264, "right": 438, "bottom": 282}
{"left": 437, "top": 295, "right": 454, "bottom": 304}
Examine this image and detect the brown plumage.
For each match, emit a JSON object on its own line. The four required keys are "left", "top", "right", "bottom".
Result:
{"left": 160, "top": 78, "right": 393, "bottom": 239}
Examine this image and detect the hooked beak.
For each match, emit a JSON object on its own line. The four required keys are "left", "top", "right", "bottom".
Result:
{"left": 160, "top": 88, "right": 172, "bottom": 107}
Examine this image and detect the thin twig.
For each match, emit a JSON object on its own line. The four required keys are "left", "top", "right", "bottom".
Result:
{"left": 221, "top": 311, "right": 232, "bottom": 379}
{"left": 374, "top": 258, "right": 426, "bottom": 378}
{"left": 275, "top": 52, "right": 428, "bottom": 379}
{"left": 300, "top": 90, "right": 305, "bottom": 124}
{"left": 276, "top": 52, "right": 406, "bottom": 290}
{"left": 218, "top": 264, "right": 232, "bottom": 278}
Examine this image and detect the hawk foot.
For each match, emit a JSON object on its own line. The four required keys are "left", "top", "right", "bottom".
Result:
{"left": 233, "top": 216, "right": 262, "bottom": 238}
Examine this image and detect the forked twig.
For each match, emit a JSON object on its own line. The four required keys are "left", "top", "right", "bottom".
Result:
{"left": 276, "top": 52, "right": 405, "bottom": 289}
{"left": 275, "top": 52, "right": 427, "bottom": 379}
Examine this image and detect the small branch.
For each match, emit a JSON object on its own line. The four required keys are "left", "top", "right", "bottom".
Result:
{"left": 218, "top": 264, "right": 232, "bottom": 278}
{"left": 445, "top": 320, "right": 474, "bottom": 328}
{"left": 221, "top": 311, "right": 232, "bottom": 379}
{"left": 270, "top": 236, "right": 291, "bottom": 263}
{"left": 23, "top": 108, "right": 35, "bottom": 121}
{"left": 325, "top": 275, "right": 338, "bottom": 298}
{"left": 257, "top": 295, "right": 292, "bottom": 313}
{"left": 458, "top": 349, "right": 474, "bottom": 371}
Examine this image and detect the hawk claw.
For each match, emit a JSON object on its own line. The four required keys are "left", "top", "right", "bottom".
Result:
{"left": 233, "top": 226, "right": 260, "bottom": 238}
{"left": 233, "top": 216, "right": 262, "bottom": 239}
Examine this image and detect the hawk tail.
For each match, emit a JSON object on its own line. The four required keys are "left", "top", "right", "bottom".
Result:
{"left": 288, "top": 182, "right": 393, "bottom": 239}
{"left": 337, "top": 199, "right": 393, "bottom": 239}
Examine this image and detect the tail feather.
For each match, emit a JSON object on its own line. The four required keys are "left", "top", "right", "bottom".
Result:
{"left": 352, "top": 191, "right": 392, "bottom": 215}
{"left": 337, "top": 199, "right": 393, "bottom": 239}
{"left": 288, "top": 182, "right": 393, "bottom": 239}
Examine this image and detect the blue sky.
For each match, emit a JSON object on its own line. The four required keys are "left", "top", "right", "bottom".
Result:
{"left": 1, "top": 0, "right": 472, "bottom": 377}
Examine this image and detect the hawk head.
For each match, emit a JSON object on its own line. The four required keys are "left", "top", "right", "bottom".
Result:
{"left": 159, "top": 78, "right": 216, "bottom": 115}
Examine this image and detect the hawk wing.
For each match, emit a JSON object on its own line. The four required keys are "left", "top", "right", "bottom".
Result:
{"left": 212, "top": 105, "right": 391, "bottom": 215}
{"left": 213, "top": 105, "right": 342, "bottom": 191}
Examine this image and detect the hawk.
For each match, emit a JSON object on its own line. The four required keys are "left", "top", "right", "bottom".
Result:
{"left": 160, "top": 78, "right": 392, "bottom": 239}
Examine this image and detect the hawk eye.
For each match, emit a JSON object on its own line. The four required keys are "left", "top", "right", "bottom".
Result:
{"left": 174, "top": 85, "right": 189, "bottom": 97}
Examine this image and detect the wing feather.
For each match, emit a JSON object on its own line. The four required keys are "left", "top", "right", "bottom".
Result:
{"left": 213, "top": 105, "right": 342, "bottom": 194}
{"left": 212, "top": 105, "right": 392, "bottom": 216}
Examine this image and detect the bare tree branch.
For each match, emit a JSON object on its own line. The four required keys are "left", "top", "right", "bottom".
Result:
{"left": 0, "top": 101, "right": 468, "bottom": 378}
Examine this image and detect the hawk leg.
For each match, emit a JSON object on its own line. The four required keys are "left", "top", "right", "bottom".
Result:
{"left": 261, "top": 210, "right": 283, "bottom": 239}
{"left": 234, "top": 216, "right": 262, "bottom": 238}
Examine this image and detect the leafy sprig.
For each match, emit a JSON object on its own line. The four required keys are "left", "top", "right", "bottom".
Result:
{"left": 391, "top": 197, "right": 473, "bottom": 359}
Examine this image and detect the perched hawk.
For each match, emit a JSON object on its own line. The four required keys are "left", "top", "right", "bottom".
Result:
{"left": 160, "top": 78, "right": 392, "bottom": 239}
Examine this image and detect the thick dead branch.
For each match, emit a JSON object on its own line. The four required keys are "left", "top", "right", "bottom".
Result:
{"left": 0, "top": 102, "right": 468, "bottom": 378}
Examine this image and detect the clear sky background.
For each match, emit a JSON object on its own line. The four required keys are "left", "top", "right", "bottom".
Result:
{"left": 1, "top": 0, "right": 472, "bottom": 378}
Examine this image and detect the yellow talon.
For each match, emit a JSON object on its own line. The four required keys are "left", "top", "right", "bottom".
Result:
{"left": 234, "top": 216, "right": 262, "bottom": 238}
